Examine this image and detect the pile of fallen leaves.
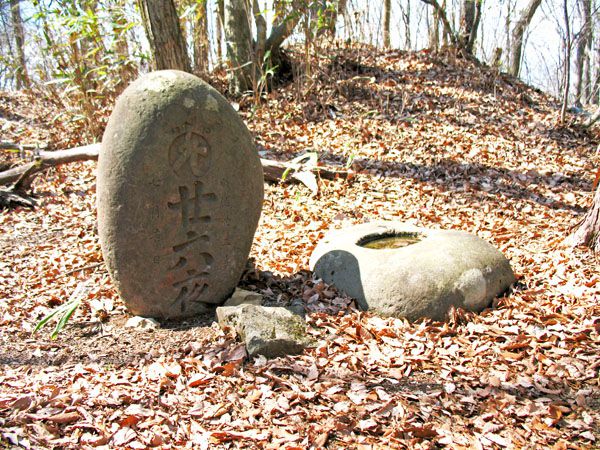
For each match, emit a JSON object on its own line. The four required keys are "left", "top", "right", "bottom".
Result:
{"left": 1, "top": 43, "right": 599, "bottom": 449}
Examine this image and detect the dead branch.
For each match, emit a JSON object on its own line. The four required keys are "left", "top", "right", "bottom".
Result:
{"left": 0, "top": 142, "right": 349, "bottom": 208}
{"left": 0, "top": 143, "right": 101, "bottom": 186}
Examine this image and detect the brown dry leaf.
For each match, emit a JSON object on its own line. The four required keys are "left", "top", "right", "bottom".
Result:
{"left": 45, "top": 412, "right": 80, "bottom": 424}
{"left": 111, "top": 427, "right": 137, "bottom": 446}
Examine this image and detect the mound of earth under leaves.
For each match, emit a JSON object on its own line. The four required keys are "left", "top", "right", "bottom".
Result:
{"left": 1, "top": 44, "right": 599, "bottom": 449}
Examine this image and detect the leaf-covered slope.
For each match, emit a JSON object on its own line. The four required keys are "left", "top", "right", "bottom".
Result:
{"left": 0, "top": 45, "right": 599, "bottom": 449}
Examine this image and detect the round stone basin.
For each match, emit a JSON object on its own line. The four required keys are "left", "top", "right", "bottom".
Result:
{"left": 358, "top": 232, "right": 423, "bottom": 249}
{"left": 309, "top": 222, "right": 516, "bottom": 321}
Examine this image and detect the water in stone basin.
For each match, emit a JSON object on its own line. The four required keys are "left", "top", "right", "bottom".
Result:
{"left": 359, "top": 233, "right": 422, "bottom": 249}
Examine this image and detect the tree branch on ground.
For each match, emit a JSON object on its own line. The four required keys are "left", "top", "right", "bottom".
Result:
{"left": 0, "top": 143, "right": 349, "bottom": 208}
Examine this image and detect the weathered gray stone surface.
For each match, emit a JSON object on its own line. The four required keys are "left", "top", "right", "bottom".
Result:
{"left": 98, "top": 71, "right": 263, "bottom": 319}
{"left": 216, "top": 305, "right": 312, "bottom": 358}
{"left": 223, "top": 288, "right": 263, "bottom": 307}
{"left": 310, "top": 222, "right": 516, "bottom": 321}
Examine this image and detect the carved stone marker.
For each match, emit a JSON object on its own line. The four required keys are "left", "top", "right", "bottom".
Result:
{"left": 97, "top": 71, "right": 263, "bottom": 318}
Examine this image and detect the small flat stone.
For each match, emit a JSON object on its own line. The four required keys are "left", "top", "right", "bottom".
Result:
{"left": 125, "top": 316, "right": 160, "bottom": 330}
{"left": 216, "top": 305, "right": 312, "bottom": 358}
{"left": 223, "top": 288, "right": 263, "bottom": 307}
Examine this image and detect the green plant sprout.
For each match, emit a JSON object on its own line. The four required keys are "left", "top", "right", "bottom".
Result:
{"left": 33, "top": 283, "right": 86, "bottom": 339}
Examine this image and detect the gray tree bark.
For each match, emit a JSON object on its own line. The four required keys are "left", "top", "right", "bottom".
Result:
{"left": 428, "top": 0, "right": 440, "bottom": 51}
{"left": 194, "top": 0, "right": 210, "bottom": 74}
{"left": 508, "top": 0, "right": 542, "bottom": 77}
{"left": 138, "top": 0, "right": 191, "bottom": 72}
{"left": 9, "top": 0, "right": 29, "bottom": 89}
{"left": 215, "top": 0, "right": 224, "bottom": 63}
{"left": 224, "top": 0, "right": 254, "bottom": 94}
{"left": 560, "top": 0, "right": 571, "bottom": 123}
{"left": 574, "top": 0, "right": 592, "bottom": 106}
{"left": 401, "top": 0, "right": 412, "bottom": 49}
{"left": 419, "top": 0, "right": 458, "bottom": 47}
{"left": 459, "top": 0, "right": 481, "bottom": 55}
{"left": 224, "top": 0, "right": 302, "bottom": 96}
{"left": 383, "top": 0, "right": 391, "bottom": 48}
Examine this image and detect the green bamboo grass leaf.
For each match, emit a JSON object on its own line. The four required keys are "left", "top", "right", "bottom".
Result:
{"left": 281, "top": 166, "right": 292, "bottom": 182}
{"left": 32, "top": 307, "right": 64, "bottom": 335}
{"left": 33, "top": 283, "right": 87, "bottom": 339}
{"left": 50, "top": 299, "right": 81, "bottom": 340}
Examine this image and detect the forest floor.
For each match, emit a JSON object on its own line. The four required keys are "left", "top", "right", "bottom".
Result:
{"left": 0, "top": 44, "right": 599, "bottom": 449}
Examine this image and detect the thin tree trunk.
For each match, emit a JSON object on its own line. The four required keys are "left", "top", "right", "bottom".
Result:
{"left": 9, "top": 0, "right": 30, "bottom": 89}
{"left": 560, "top": 0, "right": 571, "bottom": 123}
{"left": 216, "top": 0, "right": 224, "bottom": 63}
{"left": 574, "top": 0, "right": 592, "bottom": 106}
{"left": 459, "top": 0, "right": 480, "bottom": 55}
{"left": 383, "top": 0, "right": 391, "bottom": 48}
{"left": 466, "top": 0, "right": 482, "bottom": 54}
{"left": 194, "top": 0, "right": 210, "bottom": 74}
{"left": 254, "top": 0, "right": 267, "bottom": 63}
{"left": 594, "top": 21, "right": 600, "bottom": 104}
{"left": 402, "top": 0, "right": 412, "bottom": 49}
{"left": 429, "top": 0, "right": 440, "bottom": 51}
{"left": 419, "top": 0, "right": 458, "bottom": 47}
{"left": 508, "top": 0, "right": 542, "bottom": 77}
{"left": 138, "top": 0, "right": 191, "bottom": 72}
{"left": 224, "top": 0, "right": 254, "bottom": 95}
{"left": 264, "top": 2, "right": 303, "bottom": 53}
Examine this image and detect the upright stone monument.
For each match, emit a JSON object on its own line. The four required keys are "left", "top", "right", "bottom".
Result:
{"left": 97, "top": 71, "right": 263, "bottom": 319}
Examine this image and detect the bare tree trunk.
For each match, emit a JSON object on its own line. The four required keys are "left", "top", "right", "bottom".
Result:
{"left": 216, "top": 0, "right": 224, "bottom": 63}
{"left": 138, "top": 0, "right": 191, "bottom": 72}
{"left": 224, "top": 0, "right": 254, "bottom": 95}
{"left": 265, "top": 3, "right": 303, "bottom": 52}
{"left": 560, "top": 0, "right": 571, "bottom": 123}
{"left": 574, "top": 0, "right": 592, "bottom": 106}
{"left": 223, "top": 0, "right": 302, "bottom": 96}
{"left": 419, "top": 0, "right": 458, "bottom": 47}
{"left": 508, "top": 0, "right": 542, "bottom": 77}
{"left": 401, "top": 0, "right": 412, "bottom": 49}
{"left": 459, "top": 0, "right": 481, "bottom": 55}
{"left": 383, "top": 0, "right": 391, "bottom": 48}
{"left": 194, "top": 0, "right": 210, "bottom": 75}
{"left": 593, "top": 18, "right": 600, "bottom": 104}
{"left": 429, "top": 0, "right": 440, "bottom": 51}
{"left": 570, "top": 181, "right": 600, "bottom": 250}
{"left": 253, "top": 0, "right": 267, "bottom": 63}
{"left": 9, "top": 0, "right": 30, "bottom": 89}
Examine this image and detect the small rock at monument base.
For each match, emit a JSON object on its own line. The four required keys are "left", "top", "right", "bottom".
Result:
{"left": 97, "top": 70, "right": 263, "bottom": 319}
{"left": 125, "top": 316, "right": 160, "bottom": 330}
{"left": 216, "top": 305, "right": 312, "bottom": 358}
{"left": 223, "top": 288, "right": 263, "bottom": 307}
